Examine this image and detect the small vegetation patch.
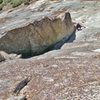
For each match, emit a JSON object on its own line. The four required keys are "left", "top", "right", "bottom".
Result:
{"left": 11, "top": 0, "right": 30, "bottom": 7}
{"left": 0, "top": 0, "right": 31, "bottom": 10}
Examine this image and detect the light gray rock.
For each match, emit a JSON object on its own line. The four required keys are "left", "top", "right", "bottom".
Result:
{"left": 0, "top": 51, "right": 21, "bottom": 62}
{"left": 0, "top": 0, "right": 75, "bottom": 57}
{"left": 0, "top": 41, "right": 100, "bottom": 100}
{"left": 7, "top": 95, "right": 26, "bottom": 100}
{"left": 0, "top": 0, "right": 100, "bottom": 100}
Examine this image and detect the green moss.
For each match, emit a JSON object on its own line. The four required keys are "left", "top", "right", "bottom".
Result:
{"left": 0, "top": 0, "right": 30, "bottom": 9}
{"left": 11, "top": 0, "right": 23, "bottom": 7}
{"left": 2, "top": 0, "right": 11, "bottom": 4}
{"left": 0, "top": 0, "right": 3, "bottom": 4}
{"left": 0, "top": 4, "right": 2, "bottom": 10}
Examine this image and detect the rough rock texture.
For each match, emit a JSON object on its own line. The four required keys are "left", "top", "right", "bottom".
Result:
{"left": 0, "top": 41, "right": 100, "bottom": 100}
{"left": 0, "top": 51, "right": 21, "bottom": 62}
{"left": 0, "top": 0, "right": 75, "bottom": 57}
{"left": 0, "top": 0, "right": 100, "bottom": 100}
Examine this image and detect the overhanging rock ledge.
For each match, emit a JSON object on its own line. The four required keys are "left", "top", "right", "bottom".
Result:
{"left": 0, "top": 9, "right": 75, "bottom": 57}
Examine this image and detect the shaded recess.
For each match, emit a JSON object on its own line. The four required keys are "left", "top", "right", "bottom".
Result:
{"left": 0, "top": 12, "right": 75, "bottom": 58}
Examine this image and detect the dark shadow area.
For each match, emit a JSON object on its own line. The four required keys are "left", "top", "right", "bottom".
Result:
{"left": 66, "top": 30, "right": 76, "bottom": 43}
{"left": 45, "top": 29, "right": 76, "bottom": 51}
{"left": 22, "top": 29, "right": 76, "bottom": 58}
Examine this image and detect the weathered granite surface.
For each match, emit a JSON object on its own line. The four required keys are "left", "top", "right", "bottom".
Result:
{"left": 0, "top": 41, "right": 100, "bottom": 100}
{"left": 0, "top": 0, "right": 75, "bottom": 57}
{"left": 0, "top": 51, "right": 21, "bottom": 62}
{"left": 0, "top": 0, "right": 100, "bottom": 100}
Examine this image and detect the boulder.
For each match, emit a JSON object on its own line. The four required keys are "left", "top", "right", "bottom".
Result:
{"left": 0, "top": 51, "right": 21, "bottom": 62}
{"left": 0, "top": 1, "right": 75, "bottom": 57}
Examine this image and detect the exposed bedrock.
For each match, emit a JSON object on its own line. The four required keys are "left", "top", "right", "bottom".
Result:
{"left": 0, "top": 12, "right": 74, "bottom": 57}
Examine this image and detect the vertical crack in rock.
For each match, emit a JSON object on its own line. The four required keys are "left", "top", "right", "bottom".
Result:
{"left": 13, "top": 77, "right": 31, "bottom": 95}
{"left": 7, "top": 77, "right": 30, "bottom": 100}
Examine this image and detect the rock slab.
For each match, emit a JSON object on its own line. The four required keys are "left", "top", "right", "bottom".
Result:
{"left": 0, "top": 0, "right": 75, "bottom": 57}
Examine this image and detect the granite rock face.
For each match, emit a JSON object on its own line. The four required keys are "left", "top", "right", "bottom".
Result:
{"left": 0, "top": 51, "right": 21, "bottom": 62}
{"left": 0, "top": 41, "right": 100, "bottom": 100}
{"left": 0, "top": 0, "right": 75, "bottom": 57}
{"left": 0, "top": 0, "right": 100, "bottom": 100}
